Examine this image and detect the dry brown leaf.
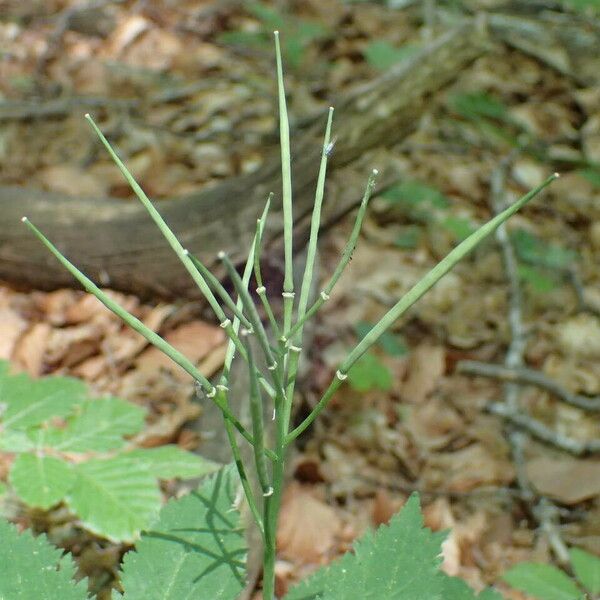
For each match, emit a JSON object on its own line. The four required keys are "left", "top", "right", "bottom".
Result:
{"left": 38, "top": 164, "right": 107, "bottom": 197}
{"left": 401, "top": 344, "right": 446, "bottom": 404}
{"left": 277, "top": 482, "right": 342, "bottom": 564}
{"left": 0, "top": 307, "right": 27, "bottom": 359}
{"left": 12, "top": 322, "right": 52, "bottom": 375}
{"left": 371, "top": 489, "right": 404, "bottom": 527}
{"left": 46, "top": 323, "right": 103, "bottom": 367}
{"left": 136, "top": 320, "right": 225, "bottom": 381}
{"left": 422, "top": 444, "right": 515, "bottom": 493}
{"left": 526, "top": 456, "right": 600, "bottom": 505}
{"left": 407, "top": 397, "right": 465, "bottom": 450}
{"left": 555, "top": 314, "right": 600, "bottom": 359}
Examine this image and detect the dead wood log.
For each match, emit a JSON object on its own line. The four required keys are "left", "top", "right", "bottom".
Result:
{"left": 0, "top": 23, "right": 488, "bottom": 298}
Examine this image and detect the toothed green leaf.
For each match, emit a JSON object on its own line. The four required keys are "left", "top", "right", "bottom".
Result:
{"left": 43, "top": 397, "right": 146, "bottom": 452}
{"left": 66, "top": 455, "right": 161, "bottom": 542}
{"left": 123, "top": 446, "right": 220, "bottom": 480}
{"left": 117, "top": 465, "right": 246, "bottom": 600}
{"left": 285, "top": 494, "right": 446, "bottom": 599}
{"left": 9, "top": 453, "right": 75, "bottom": 510}
{"left": 0, "top": 518, "right": 89, "bottom": 599}
{"left": 0, "top": 362, "right": 87, "bottom": 430}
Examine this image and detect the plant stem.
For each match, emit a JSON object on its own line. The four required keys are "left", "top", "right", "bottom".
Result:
{"left": 261, "top": 392, "right": 287, "bottom": 600}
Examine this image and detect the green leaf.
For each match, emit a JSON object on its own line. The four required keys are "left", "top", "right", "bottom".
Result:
{"left": 517, "top": 264, "right": 557, "bottom": 293}
{"left": 0, "top": 429, "right": 36, "bottom": 452}
{"left": 0, "top": 518, "right": 88, "bottom": 599}
{"left": 10, "top": 453, "right": 75, "bottom": 510}
{"left": 122, "top": 446, "right": 220, "bottom": 480}
{"left": 450, "top": 92, "right": 508, "bottom": 121}
{"left": 217, "top": 30, "right": 268, "bottom": 48}
{"left": 503, "top": 562, "right": 582, "bottom": 600}
{"left": 117, "top": 465, "right": 246, "bottom": 600}
{"left": 382, "top": 181, "right": 449, "bottom": 222}
{"left": 285, "top": 494, "right": 446, "bottom": 599}
{"left": 363, "top": 41, "right": 418, "bottom": 70}
{"left": 347, "top": 352, "right": 393, "bottom": 392}
{"left": 67, "top": 455, "right": 161, "bottom": 542}
{"left": 395, "top": 225, "right": 422, "bottom": 249}
{"left": 440, "top": 575, "right": 503, "bottom": 600}
{"left": 579, "top": 168, "right": 600, "bottom": 188}
{"left": 355, "top": 322, "right": 408, "bottom": 357}
{"left": 440, "top": 216, "right": 477, "bottom": 242}
{"left": 569, "top": 547, "right": 600, "bottom": 594}
{"left": 511, "top": 229, "right": 575, "bottom": 270}
{"left": 44, "top": 397, "right": 146, "bottom": 452}
{"left": 0, "top": 363, "right": 87, "bottom": 430}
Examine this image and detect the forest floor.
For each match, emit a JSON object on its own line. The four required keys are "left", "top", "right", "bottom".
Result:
{"left": 1, "top": 1, "right": 600, "bottom": 598}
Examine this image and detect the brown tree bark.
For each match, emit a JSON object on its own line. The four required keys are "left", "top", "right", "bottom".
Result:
{"left": 0, "top": 24, "right": 489, "bottom": 298}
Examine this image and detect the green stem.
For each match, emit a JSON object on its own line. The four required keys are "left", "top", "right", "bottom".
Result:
{"left": 283, "top": 170, "right": 377, "bottom": 344}
{"left": 274, "top": 31, "right": 294, "bottom": 337}
{"left": 285, "top": 173, "right": 559, "bottom": 445}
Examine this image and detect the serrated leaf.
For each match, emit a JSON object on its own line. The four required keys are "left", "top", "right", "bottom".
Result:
{"left": 347, "top": 352, "right": 393, "bottom": 392}
{"left": 123, "top": 446, "right": 220, "bottom": 480}
{"left": 569, "top": 547, "right": 600, "bottom": 594}
{"left": 503, "top": 562, "right": 582, "bottom": 600}
{"left": 285, "top": 494, "right": 446, "bottom": 599}
{"left": 10, "top": 453, "right": 75, "bottom": 510}
{"left": 67, "top": 456, "right": 161, "bottom": 542}
{"left": 0, "top": 518, "right": 88, "bottom": 599}
{"left": 0, "top": 363, "right": 87, "bottom": 430}
{"left": 44, "top": 398, "right": 146, "bottom": 452}
{"left": 117, "top": 465, "right": 246, "bottom": 600}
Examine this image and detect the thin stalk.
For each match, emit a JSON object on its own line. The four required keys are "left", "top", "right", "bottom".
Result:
{"left": 222, "top": 398, "right": 264, "bottom": 536}
{"left": 243, "top": 332, "right": 272, "bottom": 496}
{"left": 286, "top": 173, "right": 559, "bottom": 445}
{"left": 282, "top": 107, "right": 334, "bottom": 428}
{"left": 21, "top": 217, "right": 261, "bottom": 447}
{"left": 220, "top": 252, "right": 286, "bottom": 399}
{"left": 253, "top": 217, "right": 282, "bottom": 340}
{"left": 261, "top": 389, "right": 286, "bottom": 600}
{"left": 219, "top": 202, "right": 271, "bottom": 535}
{"left": 284, "top": 169, "right": 378, "bottom": 344}
{"left": 85, "top": 115, "right": 250, "bottom": 370}
{"left": 274, "top": 32, "right": 294, "bottom": 337}
{"left": 185, "top": 251, "right": 252, "bottom": 330}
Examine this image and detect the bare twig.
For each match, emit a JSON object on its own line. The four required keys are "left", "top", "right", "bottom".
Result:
{"left": 487, "top": 403, "right": 600, "bottom": 456}
{"left": 457, "top": 360, "right": 600, "bottom": 412}
{"left": 490, "top": 158, "right": 572, "bottom": 563}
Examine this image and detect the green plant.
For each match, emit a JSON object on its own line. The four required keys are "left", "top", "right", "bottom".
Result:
{"left": 219, "top": 3, "right": 328, "bottom": 69}
{"left": 0, "top": 361, "right": 217, "bottom": 542}
{"left": 503, "top": 546, "right": 600, "bottom": 600}
{"left": 12, "top": 33, "right": 558, "bottom": 598}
